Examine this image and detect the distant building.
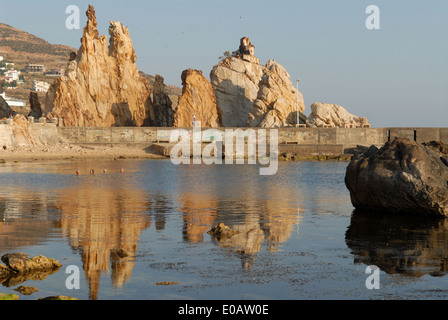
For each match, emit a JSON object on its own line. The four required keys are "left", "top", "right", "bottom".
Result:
{"left": 32, "top": 80, "right": 50, "bottom": 92}
{"left": 25, "top": 64, "right": 46, "bottom": 74}
{"left": 0, "top": 92, "right": 26, "bottom": 107}
{"left": 4, "top": 70, "right": 20, "bottom": 81}
{"left": 0, "top": 56, "right": 3, "bottom": 61}
{"left": 45, "top": 68, "right": 65, "bottom": 77}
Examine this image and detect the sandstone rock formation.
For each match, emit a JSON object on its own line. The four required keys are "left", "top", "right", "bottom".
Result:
{"left": 210, "top": 37, "right": 305, "bottom": 128}
{"left": 307, "top": 102, "right": 370, "bottom": 128}
{"left": 45, "top": 5, "right": 151, "bottom": 127}
{"left": 249, "top": 60, "right": 306, "bottom": 128}
{"left": 12, "top": 114, "right": 43, "bottom": 147}
{"left": 146, "top": 74, "right": 174, "bottom": 127}
{"left": 345, "top": 138, "right": 448, "bottom": 216}
{"left": 174, "top": 69, "right": 222, "bottom": 128}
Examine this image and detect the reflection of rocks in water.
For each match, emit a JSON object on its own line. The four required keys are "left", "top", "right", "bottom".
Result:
{"left": 180, "top": 192, "right": 218, "bottom": 243}
{"left": 346, "top": 211, "right": 448, "bottom": 277}
{"left": 177, "top": 170, "right": 302, "bottom": 270}
{"left": 57, "top": 184, "right": 151, "bottom": 300}
{"left": 214, "top": 204, "right": 300, "bottom": 270}
{"left": 0, "top": 192, "right": 58, "bottom": 252}
{"left": 153, "top": 194, "right": 170, "bottom": 231}
{"left": 217, "top": 214, "right": 265, "bottom": 271}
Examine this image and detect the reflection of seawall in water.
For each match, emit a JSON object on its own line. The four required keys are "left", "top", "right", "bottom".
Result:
{"left": 57, "top": 181, "right": 151, "bottom": 300}
{"left": 346, "top": 211, "right": 448, "bottom": 277}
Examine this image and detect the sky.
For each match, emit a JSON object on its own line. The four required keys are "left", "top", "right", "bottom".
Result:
{"left": 0, "top": 0, "right": 447, "bottom": 128}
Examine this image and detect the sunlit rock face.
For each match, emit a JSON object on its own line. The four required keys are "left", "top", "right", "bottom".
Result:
{"left": 45, "top": 5, "right": 151, "bottom": 127}
{"left": 210, "top": 37, "right": 305, "bottom": 128}
{"left": 307, "top": 102, "right": 370, "bottom": 128}
{"left": 174, "top": 69, "right": 222, "bottom": 128}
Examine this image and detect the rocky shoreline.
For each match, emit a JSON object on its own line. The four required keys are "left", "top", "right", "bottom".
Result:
{"left": 0, "top": 143, "right": 167, "bottom": 163}
{"left": 0, "top": 143, "right": 353, "bottom": 163}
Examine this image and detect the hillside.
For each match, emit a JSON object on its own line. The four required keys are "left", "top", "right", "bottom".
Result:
{"left": 0, "top": 23, "right": 75, "bottom": 69}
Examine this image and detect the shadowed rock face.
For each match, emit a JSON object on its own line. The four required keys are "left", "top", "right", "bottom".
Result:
{"left": 0, "top": 95, "right": 15, "bottom": 119}
{"left": 45, "top": 5, "right": 151, "bottom": 127}
{"left": 345, "top": 138, "right": 448, "bottom": 216}
{"left": 29, "top": 92, "right": 44, "bottom": 119}
{"left": 146, "top": 74, "right": 174, "bottom": 127}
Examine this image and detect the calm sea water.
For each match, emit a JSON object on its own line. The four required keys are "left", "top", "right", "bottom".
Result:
{"left": 1, "top": 159, "right": 448, "bottom": 300}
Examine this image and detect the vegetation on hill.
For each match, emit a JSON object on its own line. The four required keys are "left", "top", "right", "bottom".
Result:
{"left": 0, "top": 23, "right": 74, "bottom": 58}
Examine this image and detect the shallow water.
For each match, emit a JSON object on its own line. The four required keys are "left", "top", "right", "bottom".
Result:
{"left": 1, "top": 159, "right": 448, "bottom": 300}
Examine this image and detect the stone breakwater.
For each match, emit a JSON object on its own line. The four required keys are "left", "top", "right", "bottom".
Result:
{"left": 0, "top": 117, "right": 446, "bottom": 159}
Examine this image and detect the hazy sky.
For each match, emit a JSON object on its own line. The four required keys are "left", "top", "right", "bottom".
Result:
{"left": 1, "top": 0, "right": 447, "bottom": 127}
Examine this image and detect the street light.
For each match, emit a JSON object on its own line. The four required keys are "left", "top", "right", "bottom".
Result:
{"left": 296, "top": 79, "right": 300, "bottom": 127}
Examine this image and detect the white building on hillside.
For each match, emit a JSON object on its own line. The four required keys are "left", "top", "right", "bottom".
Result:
{"left": 32, "top": 80, "right": 50, "bottom": 92}
{"left": 0, "top": 56, "right": 3, "bottom": 61}
{"left": 4, "top": 70, "right": 20, "bottom": 81}
{"left": 0, "top": 92, "right": 26, "bottom": 108}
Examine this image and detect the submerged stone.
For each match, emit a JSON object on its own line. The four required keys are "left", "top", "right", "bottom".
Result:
{"left": 0, "top": 253, "right": 62, "bottom": 287}
{"left": 14, "top": 285, "right": 39, "bottom": 296}
{"left": 208, "top": 223, "right": 240, "bottom": 241}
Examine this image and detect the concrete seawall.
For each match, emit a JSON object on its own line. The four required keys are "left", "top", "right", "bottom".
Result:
{"left": 1, "top": 120, "right": 447, "bottom": 157}
{"left": 56, "top": 127, "right": 448, "bottom": 146}
{"left": 57, "top": 126, "right": 448, "bottom": 150}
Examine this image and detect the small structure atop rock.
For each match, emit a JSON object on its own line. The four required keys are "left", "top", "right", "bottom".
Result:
{"left": 237, "top": 37, "right": 259, "bottom": 64}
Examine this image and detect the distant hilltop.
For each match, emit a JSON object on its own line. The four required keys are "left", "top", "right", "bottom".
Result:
{"left": 0, "top": 22, "right": 76, "bottom": 68}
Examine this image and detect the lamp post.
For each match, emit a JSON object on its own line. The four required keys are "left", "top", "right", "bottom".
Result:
{"left": 296, "top": 79, "right": 300, "bottom": 126}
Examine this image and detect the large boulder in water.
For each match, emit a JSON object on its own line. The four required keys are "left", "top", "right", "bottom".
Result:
{"left": 345, "top": 138, "right": 448, "bottom": 217}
